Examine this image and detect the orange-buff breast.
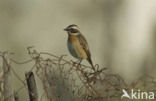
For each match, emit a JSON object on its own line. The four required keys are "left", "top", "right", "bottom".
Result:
{"left": 68, "top": 35, "right": 87, "bottom": 59}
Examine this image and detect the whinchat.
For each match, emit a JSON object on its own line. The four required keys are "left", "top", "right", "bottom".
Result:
{"left": 64, "top": 24, "right": 95, "bottom": 71}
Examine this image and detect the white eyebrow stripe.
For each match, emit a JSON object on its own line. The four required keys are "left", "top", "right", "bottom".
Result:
{"left": 71, "top": 26, "right": 80, "bottom": 30}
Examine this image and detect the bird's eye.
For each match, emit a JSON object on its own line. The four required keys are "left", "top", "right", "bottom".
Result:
{"left": 70, "top": 29, "right": 78, "bottom": 33}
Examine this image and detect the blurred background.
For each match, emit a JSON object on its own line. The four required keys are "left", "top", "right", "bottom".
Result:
{"left": 0, "top": 0, "right": 156, "bottom": 100}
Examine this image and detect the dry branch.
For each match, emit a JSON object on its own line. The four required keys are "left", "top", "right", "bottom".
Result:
{"left": 2, "top": 52, "right": 14, "bottom": 101}
{"left": 25, "top": 72, "right": 38, "bottom": 101}
{"left": 1, "top": 48, "right": 155, "bottom": 101}
{"left": 14, "top": 92, "right": 19, "bottom": 101}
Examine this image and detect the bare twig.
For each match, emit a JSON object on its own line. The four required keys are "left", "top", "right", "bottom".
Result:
{"left": 2, "top": 52, "right": 14, "bottom": 101}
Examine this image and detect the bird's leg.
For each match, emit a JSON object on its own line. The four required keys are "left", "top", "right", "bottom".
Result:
{"left": 77, "top": 59, "right": 82, "bottom": 67}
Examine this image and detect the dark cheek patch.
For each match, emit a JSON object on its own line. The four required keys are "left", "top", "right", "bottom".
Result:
{"left": 70, "top": 29, "right": 78, "bottom": 33}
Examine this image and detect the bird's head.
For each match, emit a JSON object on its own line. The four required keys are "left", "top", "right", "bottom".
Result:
{"left": 64, "top": 24, "right": 80, "bottom": 35}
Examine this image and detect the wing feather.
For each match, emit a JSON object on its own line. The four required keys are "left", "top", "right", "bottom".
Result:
{"left": 78, "top": 34, "right": 94, "bottom": 70}
{"left": 78, "top": 34, "right": 91, "bottom": 58}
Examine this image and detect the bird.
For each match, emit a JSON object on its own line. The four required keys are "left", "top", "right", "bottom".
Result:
{"left": 64, "top": 24, "right": 95, "bottom": 71}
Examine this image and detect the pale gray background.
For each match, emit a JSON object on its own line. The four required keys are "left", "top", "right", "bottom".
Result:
{"left": 0, "top": 0, "right": 156, "bottom": 100}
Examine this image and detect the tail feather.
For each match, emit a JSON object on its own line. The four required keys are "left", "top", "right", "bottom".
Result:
{"left": 87, "top": 57, "right": 95, "bottom": 71}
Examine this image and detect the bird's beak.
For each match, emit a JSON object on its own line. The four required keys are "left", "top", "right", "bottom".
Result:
{"left": 64, "top": 28, "right": 69, "bottom": 31}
